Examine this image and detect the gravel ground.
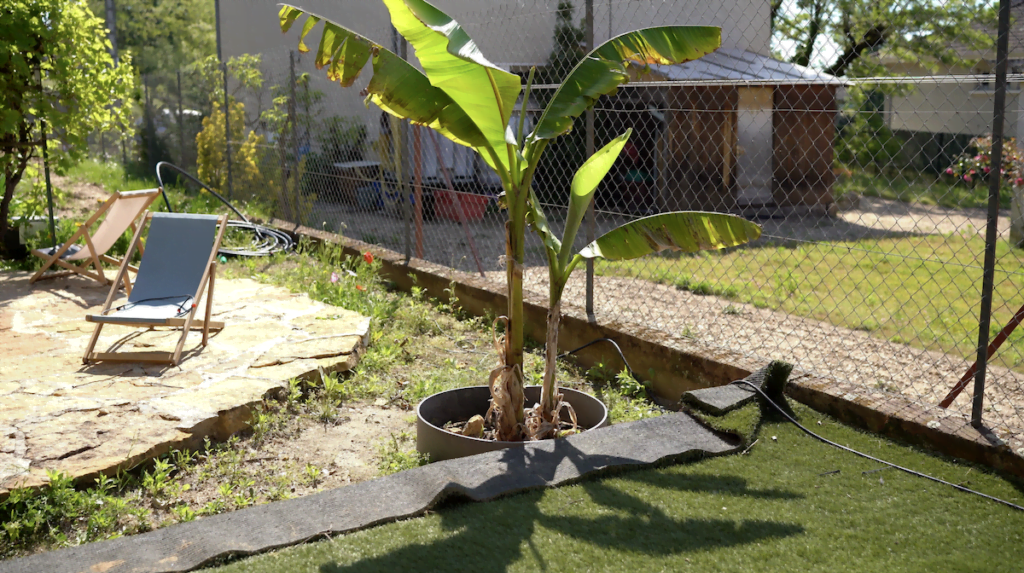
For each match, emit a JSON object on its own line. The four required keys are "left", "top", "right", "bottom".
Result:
{"left": 313, "top": 193, "right": 1024, "bottom": 451}
{"left": 481, "top": 266, "right": 1024, "bottom": 457}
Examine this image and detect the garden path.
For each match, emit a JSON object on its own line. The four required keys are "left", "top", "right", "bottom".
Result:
{"left": 0, "top": 272, "right": 369, "bottom": 495}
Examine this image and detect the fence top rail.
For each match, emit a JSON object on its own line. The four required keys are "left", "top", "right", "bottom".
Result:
{"left": 526, "top": 74, "right": 1024, "bottom": 90}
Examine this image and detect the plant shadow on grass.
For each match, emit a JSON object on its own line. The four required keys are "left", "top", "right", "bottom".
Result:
{"left": 315, "top": 437, "right": 805, "bottom": 573}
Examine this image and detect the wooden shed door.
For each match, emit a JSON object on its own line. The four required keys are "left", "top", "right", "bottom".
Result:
{"left": 735, "top": 87, "right": 774, "bottom": 206}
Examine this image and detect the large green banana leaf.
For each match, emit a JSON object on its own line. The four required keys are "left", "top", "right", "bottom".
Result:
{"left": 279, "top": 5, "right": 487, "bottom": 149}
{"left": 579, "top": 212, "right": 761, "bottom": 260}
{"left": 382, "top": 0, "right": 521, "bottom": 172}
{"left": 558, "top": 129, "right": 631, "bottom": 268}
{"left": 532, "top": 26, "right": 720, "bottom": 141}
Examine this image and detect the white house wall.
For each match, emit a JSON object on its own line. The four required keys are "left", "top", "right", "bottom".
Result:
{"left": 887, "top": 62, "right": 1020, "bottom": 137}
{"left": 221, "top": 0, "right": 771, "bottom": 64}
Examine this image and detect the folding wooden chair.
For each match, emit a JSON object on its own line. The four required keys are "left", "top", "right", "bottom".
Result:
{"left": 30, "top": 189, "right": 161, "bottom": 295}
{"left": 83, "top": 212, "right": 228, "bottom": 366}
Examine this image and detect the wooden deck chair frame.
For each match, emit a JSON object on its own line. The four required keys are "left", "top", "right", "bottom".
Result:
{"left": 30, "top": 188, "right": 161, "bottom": 295}
{"left": 83, "top": 212, "right": 229, "bottom": 366}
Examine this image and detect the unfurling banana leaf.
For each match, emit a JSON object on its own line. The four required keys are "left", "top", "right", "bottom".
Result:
{"left": 558, "top": 130, "right": 631, "bottom": 268}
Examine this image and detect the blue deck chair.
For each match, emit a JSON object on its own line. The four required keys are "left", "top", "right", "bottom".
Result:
{"left": 83, "top": 212, "right": 228, "bottom": 366}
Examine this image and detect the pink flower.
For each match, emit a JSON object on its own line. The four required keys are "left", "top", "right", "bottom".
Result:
{"left": 1017, "top": 177, "right": 1023, "bottom": 186}
{"left": 984, "top": 166, "right": 991, "bottom": 174}
{"left": 964, "top": 175, "right": 973, "bottom": 182}
{"left": 330, "top": 272, "right": 340, "bottom": 283}
{"left": 970, "top": 169, "right": 976, "bottom": 175}
{"left": 946, "top": 168, "right": 954, "bottom": 175}
{"left": 975, "top": 155, "right": 983, "bottom": 161}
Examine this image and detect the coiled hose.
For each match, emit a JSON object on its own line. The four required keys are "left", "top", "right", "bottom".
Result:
{"left": 155, "top": 162, "right": 294, "bottom": 257}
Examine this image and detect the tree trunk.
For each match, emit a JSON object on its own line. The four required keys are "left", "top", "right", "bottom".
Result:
{"left": 792, "top": 0, "right": 826, "bottom": 68}
{"left": 769, "top": 0, "right": 783, "bottom": 32}
{"left": 824, "top": 24, "right": 888, "bottom": 78}
{"left": 1, "top": 171, "right": 15, "bottom": 242}
{"left": 1, "top": 155, "right": 30, "bottom": 246}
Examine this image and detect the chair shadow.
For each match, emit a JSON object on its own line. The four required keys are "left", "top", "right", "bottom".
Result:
{"left": 0, "top": 272, "right": 109, "bottom": 310}
{"left": 318, "top": 436, "right": 804, "bottom": 573}
{"left": 76, "top": 327, "right": 213, "bottom": 377}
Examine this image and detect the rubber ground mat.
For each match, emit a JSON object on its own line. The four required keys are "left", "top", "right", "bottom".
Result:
{"left": 4, "top": 411, "right": 740, "bottom": 573}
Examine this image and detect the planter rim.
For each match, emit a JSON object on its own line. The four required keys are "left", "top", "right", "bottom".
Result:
{"left": 416, "top": 385, "right": 608, "bottom": 446}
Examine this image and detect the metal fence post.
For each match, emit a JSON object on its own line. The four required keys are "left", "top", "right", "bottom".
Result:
{"left": 104, "top": 0, "right": 118, "bottom": 65}
{"left": 38, "top": 67, "right": 56, "bottom": 246}
{"left": 223, "top": 63, "right": 234, "bottom": 199}
{"left": 120, "top": 134, "right": 127, "bottom": 176}
{"left": 214, "top": 0, "right": 232, "bottom": 198}
{"left": 973, "top": 0, "right": 1013, "bottom": 429}
{"left": 584, "top": 0, "right": 596, "bottom": 322}
{"left": 41, "top": 122, "right": 56, "bottom": 246}
{"left": 400, "top": 37, "right": 413, "bottom": 263}
{"left": 289, "top": 50, "right": 302, "bottom": 226}
{"left": 177, "top": 70, "right": 185, "bottom": 169}
{"left": 144, "top": 75, "right": 156, "bottom": 175}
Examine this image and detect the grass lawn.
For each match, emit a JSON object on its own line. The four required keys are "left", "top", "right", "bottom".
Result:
{"left": 596, "top": 234, "right": 1024, "bottom": 371}
{"left": 208, "top": 401, "right": 1024, "bottom": 573}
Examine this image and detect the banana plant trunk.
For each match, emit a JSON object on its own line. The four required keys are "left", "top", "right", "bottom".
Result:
{"left": 540, "top": 300, "right": 561, "bottom": 418}
{"left": 501, "top": 218, "right": 526, "bottom": 440}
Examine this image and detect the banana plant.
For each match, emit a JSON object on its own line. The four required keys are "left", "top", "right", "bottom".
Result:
{"left": 278, "top": 0, "right": 762, "bottom": 441}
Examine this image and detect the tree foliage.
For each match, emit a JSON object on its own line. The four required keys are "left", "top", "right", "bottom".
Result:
{"left": 195, "top": 100, "right": 265, "bottom": 196}
{"left": 86, "top": 0, "right": 216, "bottom": 76}
{"left": 0, "top": 0, "right": 135, "bottom": 242}
{"left": 835, "top": 89, "right": 903, "bottom": 173}
{"left": 772, "top": 0, "right": 995, "bottom": 77}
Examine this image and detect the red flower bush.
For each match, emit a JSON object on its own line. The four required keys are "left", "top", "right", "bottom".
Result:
{"left": 945, "top": 136, "right": 1023, "bottom": 187}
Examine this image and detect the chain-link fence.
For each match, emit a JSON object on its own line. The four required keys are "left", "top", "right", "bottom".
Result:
{"left": 102, "top": 0, "right": 1024, "bottom": 455}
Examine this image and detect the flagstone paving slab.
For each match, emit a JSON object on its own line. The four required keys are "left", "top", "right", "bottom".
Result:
{"left": 0, "top": 271, "right": 370, "bottom": 495}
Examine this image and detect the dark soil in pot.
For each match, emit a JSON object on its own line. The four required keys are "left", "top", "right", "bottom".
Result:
{"left": 416, "top": 385, "right": 609, "bottom": 462}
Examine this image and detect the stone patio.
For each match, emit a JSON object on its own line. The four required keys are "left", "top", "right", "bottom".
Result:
{"left": 0, "top": 271, "right": 370, "bottom": 495}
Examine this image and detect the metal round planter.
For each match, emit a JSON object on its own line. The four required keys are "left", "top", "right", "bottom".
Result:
{"left": 416, "top": 385, "right": 609, "bottom": 462}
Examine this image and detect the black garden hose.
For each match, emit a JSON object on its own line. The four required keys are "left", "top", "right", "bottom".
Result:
{"left": 560, "top": 335, "right": 1024, "bottom": 512}
{"left": 731, "top": 379, "right": 1024, "bottom": 513}
{"left": 155, "top": 162, "right": 294, "bottom": 257}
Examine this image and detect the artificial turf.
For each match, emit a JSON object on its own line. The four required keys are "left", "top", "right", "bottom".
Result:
{"left": 208, "top": 402, "right": 1024, "bottom": 573}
